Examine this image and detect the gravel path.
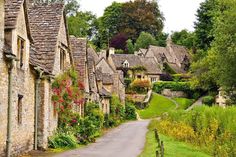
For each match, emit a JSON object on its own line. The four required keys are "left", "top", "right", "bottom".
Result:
{"left": 54, "top": 120, "right": 150, "bottom": 157}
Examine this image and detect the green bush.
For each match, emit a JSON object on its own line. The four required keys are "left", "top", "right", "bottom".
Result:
{"left": 153, "top": 81, "right": 202, "bottom": 99}
{"left": 77, "top": 102, "right": 104, "bottom": 144}
{"left": 125, "top": 101, "right": 137, "bottom": 120}
{"left": 48, "top": 131, "right": 77, "bottom": 149}
{"left": 202, "top": 96, "right": 215, "bottom": 106}
{"left": 153, "top": 81, "right": 190, "bottom": 93}
{"left": 130, "top": 79, "right": 151, "bottom": 94}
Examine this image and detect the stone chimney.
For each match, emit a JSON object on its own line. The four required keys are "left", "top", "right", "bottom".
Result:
{"left": 109, "top": 47, "right": 115, "bottom": 55}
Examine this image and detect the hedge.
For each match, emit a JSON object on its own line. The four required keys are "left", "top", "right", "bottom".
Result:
{"left": 153, "top": 81, "right": 201, "bottom": 99}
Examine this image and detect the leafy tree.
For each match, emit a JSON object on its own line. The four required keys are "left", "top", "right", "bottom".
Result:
{"left": 126, "top": 39, "right": 135, "bottom": 54}
{"left": 156, "top": 32, "right": 168, "bottom": 47}
{"left": 109, "top": 33, "right": 128, "bottom": 51}
{"left": 209, "top": 0, "right": 236, "bottom": 90}
{"left": 67, "top": 11, "right": 97, "bottom": 39}
{"left": 171, "top": 29, "right": 195, "bottom": 49}
{"left": 121, "top": 0, "right": 164, "bottom": 41}
{"left": 135, "top": 32, "right": 158, "bottom": 50}
{"left": 194, "top": 0, "right": 218, "bottom": 51}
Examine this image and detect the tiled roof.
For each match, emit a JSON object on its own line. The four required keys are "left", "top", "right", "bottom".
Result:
{"left": 99, "top": 87, "right": 111, "bottom": 97}
{"left": 5, "top": 0, "right": 24, "bottom": 29}
{"left": 102, "top": 73, "right": 113, "bottom": 85}
{"left": 70, "top": 36, "right": 87, "bottom": 80}
{"left": 111, "top": 54, "right": 142, "bottom": 68}
{"left": 140, "top": 57, "right": 162, "bottom": 74}
{"left": 28, "top": 3, "right": 64, "bottom": 73}
{"left": 87, "top": 47, "right": 99, "bottom": 64}
{"left": 168, "top": 44, "right": 190, "bottom": 65}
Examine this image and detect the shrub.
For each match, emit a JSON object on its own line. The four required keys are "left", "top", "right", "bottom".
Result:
{"left": 202, "top": 96, "right": 215, "bottom": 106}
{"left": 78, "top": 102, "right": 104, "bottom": 144}
{"left": 125, "top": 101, "right": 137, "bottom": 120}
{"left": 157, "top": 106, "right": 236, "bottom": 157}
{"left": 130, "top": 79, "right": 151, "bottom": 94}
{"left": 48, "top": 131, "right": 77, "bottom": 149}
{"left": 160, "top": 73, "right": 173, "bottom": 81}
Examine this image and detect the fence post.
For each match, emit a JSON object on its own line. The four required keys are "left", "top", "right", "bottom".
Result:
{"left": 156, "top": 150, "right": 159, "bottom": 157}
{"left": 161, "top": 141, "right": 164, "bottom": 157}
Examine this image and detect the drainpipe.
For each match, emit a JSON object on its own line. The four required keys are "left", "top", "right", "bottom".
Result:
{"left": 5, "top": 53, "right": 18, "bottom": 157}
{"left": 34, "top": 67, "right": 44, "bottom": 150}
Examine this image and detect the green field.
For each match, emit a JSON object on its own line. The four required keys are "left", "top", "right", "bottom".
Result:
{"left": 139, "top": 131, "right": 210, "bottom": 157}
{"left": 173, "top": 98, "right": 195, "bottom": 110}
{"left": 137, "top": 93, "right": 176, "bottom": 119}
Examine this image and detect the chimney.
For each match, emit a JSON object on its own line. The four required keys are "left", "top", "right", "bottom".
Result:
{"left": 106, "top": 47, "right": 115, "bottom": 59}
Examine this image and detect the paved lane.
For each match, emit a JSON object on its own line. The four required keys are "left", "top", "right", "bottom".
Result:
{"left": 54, "top": 120, "right": 150, "bottom": 157}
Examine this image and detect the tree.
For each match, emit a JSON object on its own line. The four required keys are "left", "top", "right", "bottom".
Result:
{"left": 209, "top": 0, "right": 236, "bottom": 90}
{"left": 135, "top": 32, "right": 158, "bottom": 50}
{"left": 121, "top": 0, "right": 164, "bottom": 41}
{"left": 194, "top": 0, "right": 218, "bottom": 51}
{"left": 110, "top": 33, "right": 128, "bottom": 51}
{"left": 171, "top": 29, "right": 195, "bottom": 49}
{"left": 126, "top": 39, "right": 135, "bottom": 54}
{"left": 67, "top": 11, "right": 97, "bottom": 39}
{"left": 156, "top": 32, "right": 168, "bottom": 47}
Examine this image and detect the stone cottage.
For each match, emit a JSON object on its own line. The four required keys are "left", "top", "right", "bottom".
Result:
{"left": 108, "top": 53, "right": 162, "bottom": 83}
{"left": 0, "top": 0, "right": 37, "bottom": 156}
{"left": 145, "top": 38, "right": 190, "bottom": 74}
{"left": 28, "top": 2, "right": 72, "bottom": 150}
{"left": 69, "top": 36, "right": 89, "bottom": 116}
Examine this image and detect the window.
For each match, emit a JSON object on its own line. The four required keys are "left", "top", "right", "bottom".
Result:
{"left": 60, "top": 48, "right": 66, "bottom": 71}
{"left": 123, "top": 60, "right": 129, "bottom": 68}
{"left": 17, "top": 94, "right": 23, "bottom": 125}
{"left": 151, "top": 77, "right": 157, "bottom": 83}
{"left": 17, "top": 37, "right": 25, "bottom": 68}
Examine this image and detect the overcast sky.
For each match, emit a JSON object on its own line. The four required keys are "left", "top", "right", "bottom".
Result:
{"left": 80, "top": 0, "right": 205, "bottom": 33}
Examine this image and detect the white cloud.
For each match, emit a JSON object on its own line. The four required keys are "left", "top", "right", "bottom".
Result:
{"left": 79, "top": 0, "right": 205, "bottom": 33}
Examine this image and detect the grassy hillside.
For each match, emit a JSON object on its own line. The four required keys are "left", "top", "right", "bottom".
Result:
{"left": 173, "top": 98, "right": 195, "bottom": 110}
{"left": 137, "top": 93, "right": 176, "bottom": 119}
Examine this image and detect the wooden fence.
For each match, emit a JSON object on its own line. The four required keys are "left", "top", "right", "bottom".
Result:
{"left": 154, "top": 129, "right": 164, "bottom": 157}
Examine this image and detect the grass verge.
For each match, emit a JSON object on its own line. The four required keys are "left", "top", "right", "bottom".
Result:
{"left": 173, "top": 98, "right": 195, "bottom": 110}
{"left": 137, "top": 93, "right": 176, "bottom": 119}
{"left": 139, "top": 120, "right": 210, "bottom": 157}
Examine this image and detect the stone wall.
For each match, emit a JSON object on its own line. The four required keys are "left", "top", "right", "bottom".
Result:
{"left": 162, "top": 89, "right": 187, "bottom": 98}
{"left": 38, "top": 79, "right": 58, "bottom": 150}
{"left": 0, "top": 3, "right": 38, "bottom": 156}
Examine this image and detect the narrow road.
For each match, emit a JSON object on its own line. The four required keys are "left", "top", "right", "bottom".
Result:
{"left": 186, "top": 97, "right": 204, "bottom": 111}
{"left": 54, "top": 120, "right": 150, "bottom": 157}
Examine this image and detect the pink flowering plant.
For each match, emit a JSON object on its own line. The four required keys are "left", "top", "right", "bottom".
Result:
{"left": 52, "top": 69, "right": 85, "bottom": 128}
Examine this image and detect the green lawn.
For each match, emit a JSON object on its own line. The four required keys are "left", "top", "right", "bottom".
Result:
{"left": 139, "top": 130, "right": 210, "bottom": 157}
{"left": 173, "top": 98, "right": 195, "bottom": 110}
{"left": 137, "top": 93, "right": 176, "bottom": 119}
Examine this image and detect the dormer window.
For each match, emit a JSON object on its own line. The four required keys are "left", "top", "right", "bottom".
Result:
{"left": 123, "top": 60, "right": 129, "bottom": 68}
{"left": 60, "top": 48, "right": 66, "bottom": 71}
{"left": 17, "top": 36, "right": 25, "bottom": 69}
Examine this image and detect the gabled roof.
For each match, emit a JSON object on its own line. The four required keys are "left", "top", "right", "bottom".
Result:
{"left": 140, "top": 57, "right": 162, "bottom": 74}
{"left": 87, "top": 47, "right": 99, "bottom": 64}
{"left": 28, "top": 3, "right": 65, "bottom": 73}
{"left": 5, "top": 0, "right": 33, "bottom": 42}
{"left": 111, "top": 54, "right": 142, "bottom": 69}
{"left": 168, "top": 44, "right": 190, "bottom": 64}
{"left": 70, "top": 36, "right": 87, "bottom": 79}
{"left": 5, "top": 0, "right": 24, "bottom": 29}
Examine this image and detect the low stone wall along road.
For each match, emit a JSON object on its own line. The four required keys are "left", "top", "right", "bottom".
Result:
{"left": 54, "top": 120, "right": 150, "bottom": 157}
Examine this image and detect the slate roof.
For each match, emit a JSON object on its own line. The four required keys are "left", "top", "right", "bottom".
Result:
{"left": 140, "top": 57, "right": 162, "bottom": 74}
{"left": 28, "top": 3, "right": 65, "bottom": 73}
{"left": 70, "top": 36, "right": 87, "bottom": 80}
{"left": 99, "top": 87, "right": 111, "bottom": 97}
{"left": 148, "top": 45, "right": 171, "bottom": 63}
{"left": 111, "top": 54, "right": 142, "bottom": 68}
{"left": 5, "top": 0, "right": 24, "bottom": 29}
{"left": 168, "top": 44, "right": 190, "bottom": 65}
{"left": 87, "top": 47, "right": 99, "bottom": 64}
{"left": 102, "top": 73, "right": 114, "bottom": 85}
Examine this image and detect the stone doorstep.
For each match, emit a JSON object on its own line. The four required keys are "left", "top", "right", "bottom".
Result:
{"left": 19, "top": 150, "right": 57, "bottom": 157}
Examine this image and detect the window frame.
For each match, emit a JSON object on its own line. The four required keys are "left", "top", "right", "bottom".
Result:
{"left": 17, "top": 36, "right": 25, "bottom": 69}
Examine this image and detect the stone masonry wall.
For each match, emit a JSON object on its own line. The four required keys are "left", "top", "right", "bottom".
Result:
{"left": 0, "top": 3, "right": 37, "bottom": 156}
